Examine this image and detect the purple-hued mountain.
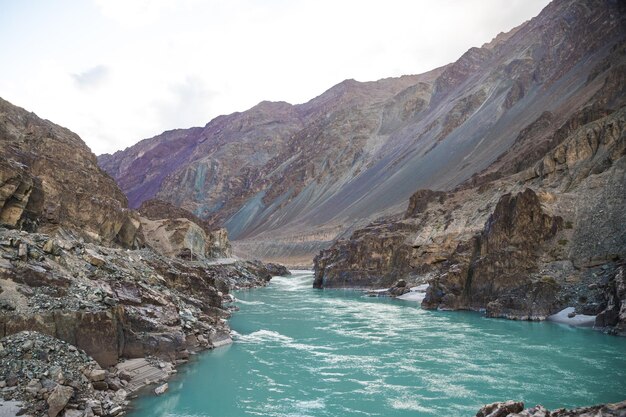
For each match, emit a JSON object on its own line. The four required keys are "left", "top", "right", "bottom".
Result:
{"left": 99, "top": 0, "right": 625, "bottom": 266}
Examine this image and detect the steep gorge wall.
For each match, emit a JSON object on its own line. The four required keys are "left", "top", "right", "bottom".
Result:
{"left": 0, "top": 98, "right": 142, "bottom": 248}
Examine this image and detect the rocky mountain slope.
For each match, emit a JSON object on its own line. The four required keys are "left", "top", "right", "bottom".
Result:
{"left": 0, "top": 98, "right": 142, "bottom": 248}
{"left": 314, "top": 71, "right": 626, "bottom": 333}
{"left": 99, "top": 0, "right": 626, "bottom": 265}
{"left": 0, "top": 97, "right": 285, "bottom": 416}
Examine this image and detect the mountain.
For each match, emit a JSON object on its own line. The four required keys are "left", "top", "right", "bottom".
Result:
{"left": 313, "top": 0, "right": 626, "bottom": 331}
{"left": 99, "top": 0, "right": 625, "bottom": 266}
{"left": 0, "top": 97, "right": 283, "bottom": 417}
{"left": 0, "top": 97, "right": 142, "bottom": 247}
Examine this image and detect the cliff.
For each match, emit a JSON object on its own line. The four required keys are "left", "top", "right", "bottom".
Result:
{"left": 0, "top": 98, "right": 142, "bottom": 248}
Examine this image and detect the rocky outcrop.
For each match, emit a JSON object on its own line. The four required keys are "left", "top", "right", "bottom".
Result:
{"left": 264, "top": 263, "right": 291, "bottom": 277}
{"left": 313, "top": 221, "right": 416, "bottom": 289}
{"left": 205, "top": 227, "right": 232, "bottom": 259}
{"left": 0, "top": 159, "right": 43, "bottom": 232}
{"left": 423, "top": 189, "right": 563, "bottom": 319}
{"left": 100, "top": 0, "right": 625, "bottom": 263}
{"left": 0, "top": 226, "right": 272, "bottom": 369}
{"left": 475, "top": 400, "right": 626, "bottom": 417}
{"left": 140, "top": 216, "right": 213, "bottom": 259}
{"left": 595, "top": 265, "right": 626, "bottom": 335}
{"left": 138, "top": 199, "right": 232, "bottom": 259}
{"left": 0, "top": 98, "right": 142, "bottom": 248}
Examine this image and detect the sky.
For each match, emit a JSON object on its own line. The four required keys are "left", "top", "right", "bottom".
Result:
{"left": 0, "top": 0, "right": 551, "bottom": 155}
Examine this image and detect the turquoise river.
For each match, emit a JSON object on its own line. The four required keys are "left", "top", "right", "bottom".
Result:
{"left": 129, "top": 271, "right": 626, "bottom": 417}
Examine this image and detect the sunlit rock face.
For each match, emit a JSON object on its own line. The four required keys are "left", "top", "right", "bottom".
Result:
{"left": 137, "top": 199, "right": 232, "bottom": 259}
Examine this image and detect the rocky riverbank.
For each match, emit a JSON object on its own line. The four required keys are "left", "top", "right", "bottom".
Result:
{"left": 0, "top": 225, "right": 287, "bottom": 416}
{"left": 0, "top": 95, "right": 292, "bottom": 417}
{"left": 475, "top": 400, "right": 626, "bottom": 417}
{"left": 314, "top": 105, "right": 626, "bottom": 334}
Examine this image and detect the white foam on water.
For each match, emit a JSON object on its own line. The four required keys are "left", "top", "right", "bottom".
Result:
{"left": 396, "top": 291, "right": 426, "bottom": 302}
{"left": 270, "top": 274, "right": 314, "bottom": 291}
{"left": 237, "top": 329, "right": 336, "bottom": 357}
{"left": 295, "top": 399, "right": 325, "bottom": 410}
{"left": 289, "top": 269, "right": 314, "bottom": 275}
{"left": 235, "top": 299, "right": 266, "bottom": 305}
{"left": 389, "top": 398, "right": 432, "bottom": 413}
{"left": 238, "top": 329, "right": 294, "bottom": 344}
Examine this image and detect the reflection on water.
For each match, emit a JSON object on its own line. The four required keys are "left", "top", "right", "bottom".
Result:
{"left": 129, "top": 272, "right": 626, "bottom": 417}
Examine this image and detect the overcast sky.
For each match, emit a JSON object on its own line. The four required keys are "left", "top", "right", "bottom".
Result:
{"left": 0, "top": 0, "right": 551, "bottom": 155}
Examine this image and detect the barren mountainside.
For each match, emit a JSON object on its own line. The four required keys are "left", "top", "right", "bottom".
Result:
{"left": 99, "top": 0, "right": 625, "bottom": 266}
{"left": 0, "top": 98, "right": 142, "bottom": 248}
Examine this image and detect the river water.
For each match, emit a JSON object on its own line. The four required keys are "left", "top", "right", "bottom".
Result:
{"left": 129, "top": 271, "right": 626, "bottom": 417}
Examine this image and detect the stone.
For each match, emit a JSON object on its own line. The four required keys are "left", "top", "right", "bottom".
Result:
{"left": 91, "top": 380, "right": 108, "bottom": 391}
{"left": 25, "top": 379, "right": 42, "bottom": 396}
{"left": 43, "top": 240, "right": 56, "bottom": 254}
{"left": 117, "top": 371, "right": 132, "bottom": 382}
{"left": 139, "top": 216, "right": 211, "bottom": 260}
{"left": 84, "top": 250, "right": 105, "bottom": 268}
{"left": 476, "top": 400, "right": 524, "bottom": 417}
{"left": 107, "top": 378, "right": 123, "bottom": 391}
{"left": 113, "top": 389, "right": 127, "bottom": 402}
{"left": 475, "top": 400, "right": 626, "bottom": 417}
{"left": 109, "top": 406, "right": 123, "bottom": 416}
{"left": 85, "top": 400, "right": 102, "bottom": 416}
{"left": 18, "top": 243, "right": 28, "bottom": 260}
{"left": 87, "top": 370, "right": 106, "bottom": 382}
{"left": 154, "top": 383, "right": 168, "bottom": 396}
{"left": 47, "top": 385, "right": 74, "bottom": 417}
{"left": 63, "top": 410, "right": 83, "bottom": 417}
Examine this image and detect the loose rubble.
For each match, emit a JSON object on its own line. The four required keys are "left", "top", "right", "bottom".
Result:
{"left": 0, "top": 331, "right": 128, "bottom": 417}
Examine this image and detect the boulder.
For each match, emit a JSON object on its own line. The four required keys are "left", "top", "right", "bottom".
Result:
{"left": 47, "top": 384, "right": 74, "bottom": 417}
{"left": 154, "top": 383, "right": 168, "bottom": 396}
{"left": 87, "top": 369, "right": 106, "bottom": 382}
{"left": 140, "top": 217, "right": 210, "bottom": 259}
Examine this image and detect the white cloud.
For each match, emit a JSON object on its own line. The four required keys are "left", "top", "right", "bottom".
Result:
{"left": 0, "top": 0, "right": 551, "bottom": 155}
{"left": 72, "top": 65, "right": 110, "bottom": 89}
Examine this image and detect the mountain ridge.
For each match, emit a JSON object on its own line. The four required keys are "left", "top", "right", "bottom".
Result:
{"left": 99, "top": 0, "right": 625, "bottom": 266}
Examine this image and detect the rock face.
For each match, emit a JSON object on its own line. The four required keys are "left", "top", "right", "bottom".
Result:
{"left": 138, "top": 199, "right": 232, "bottom": 259}
{"left": 314, "top": 104, "right": 626, "bottom": 329}
{"left": 0, "top": 98, "right": 142, "bottom": 248}
{"left": 475, "top": 400, "right": 626, "bottom": 417}
{"left": 595, "top": 266, "right": 626, "bottom": 335}
{"left": 99, "top": 0, "right": 625, "bottom": 264}
{"left": 423, "top": 188, "right": 563, "bottom": 319}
